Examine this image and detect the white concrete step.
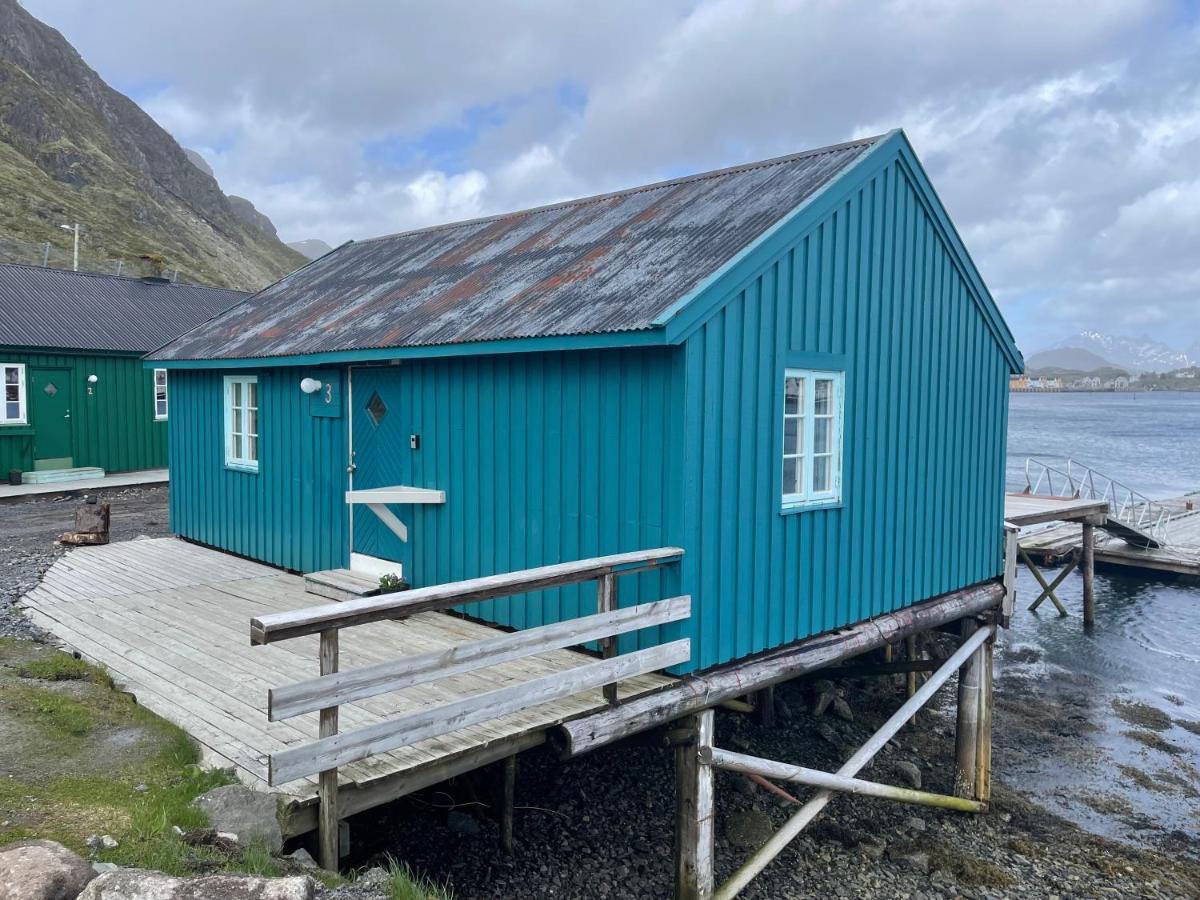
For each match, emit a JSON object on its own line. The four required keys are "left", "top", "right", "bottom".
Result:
{"left": 22, "top": 467, "right": 105, "bottom": 485}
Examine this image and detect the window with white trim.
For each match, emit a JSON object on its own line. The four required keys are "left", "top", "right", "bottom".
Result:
{"left": 153, "top": 368, "right": 168, "bottom": 420}
{"left": 224, "top": 375, "right": 259, "bottom": 471}
{"left": 2, "top": 363, "right": 27, "bottom": 425}
{"left": 782, "top": 369, "right": 844, "bottom": 508}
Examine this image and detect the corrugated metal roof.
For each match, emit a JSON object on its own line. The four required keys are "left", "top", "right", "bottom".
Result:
{"left": 0, "top": 263, "right": 247, "bottom": 353}
{"left": 152, "top": 136, "right": 881, "bottom": 361}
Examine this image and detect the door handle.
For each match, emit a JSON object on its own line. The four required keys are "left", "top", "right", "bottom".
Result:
{"left": 64, "top": 411, "right": 71, "bottom": 419}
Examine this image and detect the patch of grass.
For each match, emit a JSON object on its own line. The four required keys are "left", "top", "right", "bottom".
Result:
{"left": 14, "top": 652, "right": 113, "bottom": 686}
{"left": 1123, "top": 729, "right": 1186, "bottom": 756}
{"left": 1079, "top": 792, "right": 1134, "bottom": 817}
{"left": 383, "top": 856, "right": 455, "bottom": 900}
{"left": 1119, "top": 764, "right": 1166, "bottom": 793}
{"left": 1112, "top": 699, "right": 1173, "bottom": 732}
{"left": 1004, "top": 836, "right": 1042, "bottom": 858}
{"left": 928, "top": 847, "right": 1014, "bottom": 888}
{"left": 1174, "top": 719, "right": 1200, "bottom": 737}
{"left": 0, "top": 684, "right": 96, "bottom": 739}
{"left": 229, "top": 840, "right": 282, "bottom": 878}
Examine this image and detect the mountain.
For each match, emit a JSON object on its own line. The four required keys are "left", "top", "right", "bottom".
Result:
{"left": 288, "top": 238, "right": 334, "bottom": 259}
{"left": 1043, "top": 331, "right": 1193, "bottom": 373}
{"left": 1024, "top": 347, "right": 1115, "bottom": 373}
{"left": 0, "top": 0, "right": 305, "bottom": 288}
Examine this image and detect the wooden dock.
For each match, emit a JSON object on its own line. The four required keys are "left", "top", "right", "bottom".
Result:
{"left": 1018, "top": 493, "right": 1200, "bottom": 576}
{"left": 18, "top": 537, "right": 676, "bottom": 833}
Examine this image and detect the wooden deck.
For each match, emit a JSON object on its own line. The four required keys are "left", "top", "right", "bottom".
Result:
{"left": 19, "top": 538, "right": 675, "bottom": 829}
{"left": 1018, "top": 494, "right": 1200, "bottom": 576}
{"left": 1002, "top": 493, "right": 1109, "bottom": 528}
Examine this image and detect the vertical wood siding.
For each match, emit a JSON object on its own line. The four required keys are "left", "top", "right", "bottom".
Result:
{"left": 0, "top": 350, "right": 166, "bottom": 474}
{"left": 352, "top": 349, "right": 685, "bottom": 655}
{"left": 679, "top": 156, "right": 1009, "bottom": 670}
{"left": 167, "top": 368, "right": 348, "bottom": 573}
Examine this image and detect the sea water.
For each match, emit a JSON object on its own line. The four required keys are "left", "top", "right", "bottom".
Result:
{"left": 998, "top": 391, "right": 1200, "bottom": 846}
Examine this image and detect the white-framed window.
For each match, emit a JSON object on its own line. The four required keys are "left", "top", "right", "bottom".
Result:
{"left": 2, "top": 363, "right": 27, "bottom": 425}
{"left": 224, "top": 374, "right": 259, "bottom": 472}
{"left": 153, "top": 368, "right": 169, "bottom": 420}
{"left": 782, "top": 369, "right": 844, "bottom": 509}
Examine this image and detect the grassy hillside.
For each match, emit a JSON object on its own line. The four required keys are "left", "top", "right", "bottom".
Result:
{"left": 0, "top": 0, "right": 305, "bottom": 289}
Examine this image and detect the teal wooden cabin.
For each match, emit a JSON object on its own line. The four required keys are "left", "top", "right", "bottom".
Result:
{"left": 150, "top": 130, "right": 1022, "bottom": 674}
{"left": 0, "top": 264, "right": 243, "bottom": 481}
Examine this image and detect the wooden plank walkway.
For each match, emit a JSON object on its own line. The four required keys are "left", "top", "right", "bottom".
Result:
{"left": 19, "top": 537, "right": 675, "bottom": 827}
{"left": 1017, "top": 493, "right": 1200, "bottom": 576}
{"left": 1003, "top": 493, "right": 1108, "bottom": 528}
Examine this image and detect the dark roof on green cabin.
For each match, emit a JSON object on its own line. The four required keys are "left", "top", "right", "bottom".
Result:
{"left": 149, "top": 136, "right": 883, "bottom": 361}
{"left": 0, "top": 263, "right": 247, "bottom": 353}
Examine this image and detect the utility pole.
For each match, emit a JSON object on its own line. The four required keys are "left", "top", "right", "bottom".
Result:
{"left": 59, "top": 223, "right": 80, "bottom": 271}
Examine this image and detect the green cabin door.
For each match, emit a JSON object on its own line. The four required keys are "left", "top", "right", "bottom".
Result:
{"left": 29, "top": 367, "right": 73, "bottom": 470}
{"left": 350, "top": 367, "right": 412, "bottom": 574}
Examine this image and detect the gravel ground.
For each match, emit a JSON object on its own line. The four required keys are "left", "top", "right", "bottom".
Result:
{"left": 329, "top": 663, "right": 1200, "bottom": 899}
{"left": 0, "top": 484, "right": 170, "bottom": 639}
{"left": 2, "top": 488, "right": 1197, "bottom": 898}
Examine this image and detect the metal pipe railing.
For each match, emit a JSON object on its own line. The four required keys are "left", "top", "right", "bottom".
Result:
{"left": 1022, "top": 457, "right": 1170, "bottom": 545}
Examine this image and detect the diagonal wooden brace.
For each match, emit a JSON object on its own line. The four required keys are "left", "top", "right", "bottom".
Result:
{"left": 1020, "top": 546, "right": 1072, "bottom": 616}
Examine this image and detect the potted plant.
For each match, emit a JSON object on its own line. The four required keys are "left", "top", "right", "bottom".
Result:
{"left": 8, "top": 468, "right": 21, "bottom": 486}
{"left": 378, "top": 573, "right": 407, "bottom": 594}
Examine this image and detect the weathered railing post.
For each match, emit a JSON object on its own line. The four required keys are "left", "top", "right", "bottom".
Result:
{"left": 597, "top": 572, "right": 618, "bottom": 704}
{"left": 318, "top": 628, "right": 340, "bottom": 870}
{"left": 674, "top": 709, "right": 714, "bottom": 900}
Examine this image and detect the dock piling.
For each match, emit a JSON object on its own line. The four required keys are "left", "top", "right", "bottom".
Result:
{"left": 1081, "top": 522, "right": 1096, "bottom": 629}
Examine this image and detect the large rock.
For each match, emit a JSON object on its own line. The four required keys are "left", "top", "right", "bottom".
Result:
{"left": 193, "top": 785, "right": 283, "bottom": 854}
{"left": 0, "top": 839, "right": 95, "bottom": 900}
{"left": 725, "top": 808, "right": 774, "bottom": 850}
{"left": 79, "top": 870, "right": 314, "bottom": 899}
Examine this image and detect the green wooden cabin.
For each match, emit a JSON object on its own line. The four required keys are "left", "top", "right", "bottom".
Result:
{"left": 0, "top": 263, "right": 244, "bottom": 480}
{"left": 150, "top": 131, "right": 1023, "bottom": 674}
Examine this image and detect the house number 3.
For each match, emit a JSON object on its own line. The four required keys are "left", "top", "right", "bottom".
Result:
{"left": 324, "top": 383, "right": 333, "bottom": 404}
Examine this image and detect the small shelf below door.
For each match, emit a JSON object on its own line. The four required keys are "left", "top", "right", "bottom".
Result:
{"left": 345, "top": 486, "right": 446, "bottom": 505}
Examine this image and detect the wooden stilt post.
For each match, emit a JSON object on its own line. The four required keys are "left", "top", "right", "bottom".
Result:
{"left": 953, "top": 619, "right": 982, "bottom": 801}
{"left": 974, "top": 635, "right": 993, "bottom": 803}
{"left": 1081, "top": 522, "right": 1096, "bottom": 629}
{"left": 318, "top": 628, "right": 340, "bottom": 871}
{"left": 905, "top": 635, "right": 918, "bottom": 699}
{"left": 756, "top": 686, "right": 775, "bottom": 728}
{"left": 675, "top": 709, "right": 714, "bottom": 900}
{"left": 499, "top": 754, "right": 516, "bottom": 853}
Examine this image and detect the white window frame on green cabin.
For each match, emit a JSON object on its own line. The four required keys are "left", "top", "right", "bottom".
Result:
{"left": 153, "top": 368, "right": 169, "bottom": 421}
{"left": 781, "top": 368, "right": 844, "bottom": 511}
{"left": 223, "top": 374, "right": 259, "bottom": 472}
{"left": 1, "top": 362, "right": 27, "bottom": 425}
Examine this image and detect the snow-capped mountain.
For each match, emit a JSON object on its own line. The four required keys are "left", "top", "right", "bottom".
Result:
{"left": 1044, "top": 331, "right": 1194, "bottom": 373}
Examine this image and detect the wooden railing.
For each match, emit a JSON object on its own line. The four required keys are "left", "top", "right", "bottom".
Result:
{"left": 250, "top": 547, "right": 687, "bottom": 869}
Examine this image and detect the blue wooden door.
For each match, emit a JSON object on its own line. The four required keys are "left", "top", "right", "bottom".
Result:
{"left": 350, "top": 367, "right": 412, "bottom": 571}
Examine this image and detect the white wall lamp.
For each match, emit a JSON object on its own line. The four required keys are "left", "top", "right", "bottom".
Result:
{"left": 87, "top": 374, "right": 98, "bottom": 383}
{"left": 300, "top": 377, "right": 323, "bottom": 394}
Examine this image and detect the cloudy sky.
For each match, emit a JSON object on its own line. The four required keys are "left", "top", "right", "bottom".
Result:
{"left": 24, "top": 0, "right": 1200, "bottom": 353}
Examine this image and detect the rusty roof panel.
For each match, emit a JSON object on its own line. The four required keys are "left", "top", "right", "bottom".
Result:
{"left": 151, "top": 136, "right": 880, "bottom": 361}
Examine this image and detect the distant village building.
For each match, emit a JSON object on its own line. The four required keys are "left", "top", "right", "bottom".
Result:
{"left": 1010, "top": 374, "right": 1029, "bottom": 391}
{"left": 0, "top": 263, "right": 244, "bottom": 481}
{"left": 149, "top": 129, "right": 1024, "bottom": 673}
{"left": 1080, "top": 375, "right": 1102, "bottom": 389}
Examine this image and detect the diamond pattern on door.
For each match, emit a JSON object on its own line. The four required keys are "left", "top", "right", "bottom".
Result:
{"left": 43, "top": 382, "right": 58, "bottom": 396}
{"left": 366, "top": 390, "right": 387, "bottom": 426}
